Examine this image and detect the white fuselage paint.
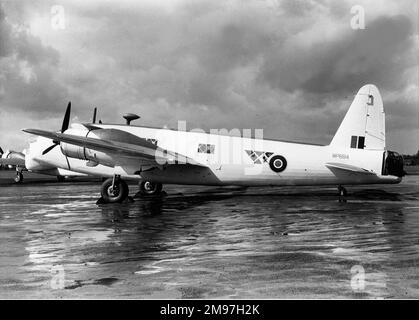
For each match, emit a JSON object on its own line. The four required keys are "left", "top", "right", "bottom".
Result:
{"left": 26, "top": 124, "right": 401, "bottom": 186}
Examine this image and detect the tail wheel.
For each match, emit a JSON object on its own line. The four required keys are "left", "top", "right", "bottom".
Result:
{"left": 100, "top": 178, "right": 129, "bottom": 203}
{"left": 14, "top": 172, "right": 23, "bottom": 183}
{"left": 269, "top": 155, "right": 287, "bottom": 173}
{"left": 139, "top": 181, "right": 162, "bottom": 195}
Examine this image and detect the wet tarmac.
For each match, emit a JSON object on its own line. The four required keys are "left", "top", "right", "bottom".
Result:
{"left": 0, "top": 171, "right": 418, "bottom": 299}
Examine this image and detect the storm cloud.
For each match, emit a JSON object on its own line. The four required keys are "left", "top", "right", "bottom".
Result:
{"left": 0, "top": 0, "right": 418, "bottom": 153}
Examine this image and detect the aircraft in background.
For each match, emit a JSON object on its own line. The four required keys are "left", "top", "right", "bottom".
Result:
{"left": 23, "top": 84, "right": 405, "bottom": 203}
{"left": 1, "top": 147, "right": 31, "bottom": 182}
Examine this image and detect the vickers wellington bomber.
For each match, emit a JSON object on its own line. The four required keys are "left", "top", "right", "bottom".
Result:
{"left": 23, "top": 84, "right": 404, "bottom": 203}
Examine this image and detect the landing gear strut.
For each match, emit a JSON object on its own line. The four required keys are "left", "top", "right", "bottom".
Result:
{"left": 14, "top": 171, "right": 23, "bottom": 184}
{"left": 100, "top": 175, "right": 129, "bottom": 203}
{"left": 338, "top": 185, "right": 347, "bottom": 197}
{"left": 139, "top": 181, "right": 163, "bottom": 196}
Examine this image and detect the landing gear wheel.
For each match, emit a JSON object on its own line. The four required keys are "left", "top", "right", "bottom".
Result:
{"left": 338, "top": 185, "right": 347, "bottom": 197}
{"left": 100, "top": 177, "right": 129, "bottom": 203}
{"left": 14, "top": 172, "right": 23, "bottom": 183}
{"left": 57, "top": 176, "right": 66, "bottom": 182}
{"left": 139, "top": 181, "right": 162, "bottom": 196}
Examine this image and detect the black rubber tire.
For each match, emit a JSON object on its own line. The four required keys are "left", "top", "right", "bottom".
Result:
{"left": 338, "top": 186, "right": 347, "bottom": 197}
{"left": 101, "top": 178, "right": 129, "bottom": 203}
{"left": 14, "top": 172, "right": 23, "bottom": 183}
{"left": 57, "top": 176, "right": 66, "bottom": 182}
{"left": 269, "top": 155, "right": 287, "bottom": 173}
{"left": 139, "top": 181, "right": 163, "bottom": 195}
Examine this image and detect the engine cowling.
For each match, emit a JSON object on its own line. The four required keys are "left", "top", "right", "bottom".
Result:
{"left": 60, "top": 142, "right": 85, "bottom": 160}
{"left": 60, "top": 127, "right": 115, "bottom": 167}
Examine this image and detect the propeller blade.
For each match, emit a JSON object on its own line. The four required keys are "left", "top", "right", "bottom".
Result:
{"left": 92, "top": 107, "right": 97, "bottom": 124}
{"left": 42, "top": 143, "right": 58, "bottom": 155}
{"left": 61, "top": 101, "right": 71, "bottom": 133}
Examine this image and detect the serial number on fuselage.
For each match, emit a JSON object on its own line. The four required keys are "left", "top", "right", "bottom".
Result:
{"left": 332, "top": 153, "right": 349, "bottom": 159}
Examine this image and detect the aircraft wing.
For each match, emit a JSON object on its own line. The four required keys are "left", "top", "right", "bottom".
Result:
{"left": 325, "top": 162, "right": 376, "bottom": 175}
{"left": 23, "top": 128, "right": 204, "bottom": 167}
{"left": 0, "top": 157, "right": 26, "bottom": 167}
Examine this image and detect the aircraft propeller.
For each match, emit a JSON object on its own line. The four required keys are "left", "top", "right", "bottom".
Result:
{"left": 92, "top": 107, "right": 97, "bottom": 124}
{"left": 42, "top": 102, "right": 71, "bottom": 155}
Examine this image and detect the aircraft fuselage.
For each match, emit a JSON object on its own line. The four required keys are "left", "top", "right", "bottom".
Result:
{"left": 28, "top": 123, "right": 401, "bottom": 186}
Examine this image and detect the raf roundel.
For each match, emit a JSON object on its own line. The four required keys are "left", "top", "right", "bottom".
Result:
{"left": 269, "top": 155, "right": 287, "bottom": 173}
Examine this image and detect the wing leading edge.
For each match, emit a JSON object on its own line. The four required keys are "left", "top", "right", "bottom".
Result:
{"left": 23, "top": 128, "right": 204, "bottom": 167}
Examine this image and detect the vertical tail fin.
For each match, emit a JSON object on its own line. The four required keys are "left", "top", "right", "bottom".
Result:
{"left": 330, "top": 84, "right": 385, "bottom": 150}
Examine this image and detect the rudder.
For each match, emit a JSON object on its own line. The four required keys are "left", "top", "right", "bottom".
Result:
{"left": 330, "top": 84, "right": 385, "bottom": 150}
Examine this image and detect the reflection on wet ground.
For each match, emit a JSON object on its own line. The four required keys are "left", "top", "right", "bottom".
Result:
{"left": 0, "top": 173, "right": 418, "bottom": 299}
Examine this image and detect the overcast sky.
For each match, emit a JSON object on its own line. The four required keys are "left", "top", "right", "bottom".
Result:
{"left": 0, "top": 0, "right": 418, "bottom": 154}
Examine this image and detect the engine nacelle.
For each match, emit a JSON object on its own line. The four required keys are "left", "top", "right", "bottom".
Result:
{"left": 60, "top": 127, "right": 115, "bottom": 167}
{"left": 61, "top": 143, "right": 115, "bottom": 167}
{"left": 60, "top": 142, "right": 86, "bottom": 161}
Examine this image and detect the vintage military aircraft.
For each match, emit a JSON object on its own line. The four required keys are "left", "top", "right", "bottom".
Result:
{"left": 23, "top": 84, "right": 404, "bottom": 203}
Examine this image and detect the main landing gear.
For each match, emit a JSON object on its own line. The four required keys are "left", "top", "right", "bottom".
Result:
{"left": 14, "top": 171, "right": 23, "bottom": 183}
{"left": 98, "top": 176, "right": 164, "bottom": 204}
{"left": 138, "top": 181, "right": 163, "bottom": 196}
{"left": 100, "top": 175, "right": 129, "bottom": 203}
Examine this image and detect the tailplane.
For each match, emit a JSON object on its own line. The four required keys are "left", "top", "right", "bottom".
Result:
{"left": 330, "top": 84, "right": 385, "bottom": 150}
